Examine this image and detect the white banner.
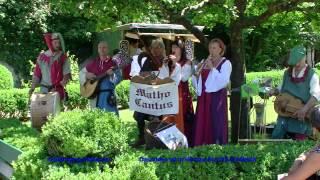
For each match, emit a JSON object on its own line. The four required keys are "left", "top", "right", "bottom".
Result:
{"left": 129, "top": 82, "right": 178, "bottom": 116}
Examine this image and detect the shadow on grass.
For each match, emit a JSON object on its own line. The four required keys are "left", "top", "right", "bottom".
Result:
{"left": 0, "top": 118, "right": 40, "bottom": 151}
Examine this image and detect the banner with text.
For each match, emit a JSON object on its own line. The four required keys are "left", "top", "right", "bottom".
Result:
{"left": 129, "top": 82, "right": 178, "bottom": 116}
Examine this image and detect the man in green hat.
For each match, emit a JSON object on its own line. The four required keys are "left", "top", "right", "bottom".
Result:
{"left": 271, "top": 45, "right": 320, "bottom": 140}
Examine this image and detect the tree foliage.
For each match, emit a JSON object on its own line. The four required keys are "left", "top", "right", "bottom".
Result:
{"left": 2, "top": 0, "right": 319, "bottom": 78}
{"left": 2, "top": 0, "right": 320, "bottom": 141}
{"left": 0, "top": 0, "right": 100, "bottom": 83}
{"left": 49, "top": 0, "right": 162, "bottom": 30}
{"left": 0, "top": 0, "right": 49, "bottom": 81}
{"left": 245, "top": 10, "right": 320, "bottom": 71}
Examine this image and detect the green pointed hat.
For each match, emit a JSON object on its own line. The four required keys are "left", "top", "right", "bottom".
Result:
{"left": 288, "top": 45, "right": 306, "bottom": 66}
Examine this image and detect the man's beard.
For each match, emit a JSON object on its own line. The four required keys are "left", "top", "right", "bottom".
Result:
{"left": 99, "top": 53, "right": 108, "bottom": 57}
{"left": 52, "top": 46, "right": 61, "bottom": 52}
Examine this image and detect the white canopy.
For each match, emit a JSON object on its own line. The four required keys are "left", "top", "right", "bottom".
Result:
{"left": 117, "top": 23, "right": 204, "bottom": 31}
{"left": 117, "top": 23, "right": 205, "bottom": 42}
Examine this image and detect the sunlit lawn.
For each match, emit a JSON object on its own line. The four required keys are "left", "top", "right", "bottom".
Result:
{"left": 119, "top": 95, "right": 278, "bottom": 125}
{"left": 120, "top": 96, "right": 278, "bottom": 142}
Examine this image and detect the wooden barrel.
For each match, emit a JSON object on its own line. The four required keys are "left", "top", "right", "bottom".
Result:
{"left": 30, "top": 92, "right": 60, "bottom": 130}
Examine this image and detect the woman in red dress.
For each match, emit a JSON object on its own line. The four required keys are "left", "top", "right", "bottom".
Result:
{"left": 192, "top": 38, "right": 232, "bottom": 146}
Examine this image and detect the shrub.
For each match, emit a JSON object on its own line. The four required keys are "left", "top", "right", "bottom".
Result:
{"left": 41, "top": 165, "right": 112, "bottom": 180}
{"left": 0, "top": 84, "right": 89, "bottom": 118}
{"left": 65, "top": 83, "right": 88, "bottom": 109}
{"left": 0, "top": 64, "right": 14, "bottom": 89}
{"left": 3, "top": 118, "right": 315, "bottom": 180}
{"left": 0, "top": 118, "right": 46, "bottom": 180}
{"left": 112, "top": 151, "right": 158, "bottom": 180}
{"left": 68, "top": 53, "right": 80, "bottom": 84}
{"left": 0, "top": 69, "right": 319, "bottom": 118}
{"left": 141, "top": 141, "right": 314, "bottom": 179}
{"left": 41, "top": 109, "right": 129, "bottom": 158}
{"left": 0, "top": 89, "right": 28, "bottom": 119}
{"left": 246, "top": 68, "right": 320, "bottom": 88}
{"left": 115, "top": 80, "right": 130, "bottom": 109}
{"left": 12, "top": 143, "right": 49, "bottom": 180}
{"left": 246, "top": 70, "right": 284, "bottom": 87}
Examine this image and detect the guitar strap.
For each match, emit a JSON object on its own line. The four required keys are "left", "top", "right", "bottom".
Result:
{"left": 90, "top": 75, "right": 108, "bottom": 100}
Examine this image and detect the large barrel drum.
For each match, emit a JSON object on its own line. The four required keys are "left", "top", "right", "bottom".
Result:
{"left": 30, "top": 92, "right": 60, "bottom": 130}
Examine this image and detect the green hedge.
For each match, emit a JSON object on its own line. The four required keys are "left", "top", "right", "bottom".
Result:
{"left": 0, "top": 81, "right": 129, "bottom": 118}
{"left": 246, "top": 69, "right": 320, "bottom": 86}
{"left": 115, "top": 80, "right": 130, "bottom": 109}
{"left": 0, "top": 64, "right": 14, "bottom": 89}
{"left": 64, "top": 83, "right": 89, "bottom": 110}
{"left": 0, "top": 83, "right": 89, "bottom": 119}
{"left": 141, "top": 143, "right": 313, "bottom": 179}
{"left": 0, "top": 113, "right": 316, "bottom": 179}
{"left": 0, "top": 88, "right": 29, "bottom": 119}
{"left": 42, "top": 109, "right": 129, "bottom": 158}
{"left": 1, "top": 69, "right": 320, "bottom": 118}
{"left": 246, "top": 70, "right": 284, "bottom": 87}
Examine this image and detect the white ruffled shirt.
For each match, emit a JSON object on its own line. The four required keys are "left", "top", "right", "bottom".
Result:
{"left": 192, "top": 58, "right": 232, "bottom": 96}
{"left": 130, "top": 55, "right": 181, "bottom": 85}
{"left": 278, "top": 64, "right": 320, "bottom": 101}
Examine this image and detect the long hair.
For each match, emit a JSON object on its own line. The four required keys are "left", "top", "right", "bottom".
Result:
{"left": 171, "top": 38, "right": 187, "bottom": 64}
{"left": 168, "top": 38, "right": 187, "bottom": 73}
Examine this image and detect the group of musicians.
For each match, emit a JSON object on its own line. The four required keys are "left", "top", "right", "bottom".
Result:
{"left": 29, "top": 32, "right": 320, "bottom": 179}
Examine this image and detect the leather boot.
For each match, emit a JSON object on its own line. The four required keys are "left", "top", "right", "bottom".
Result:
{"left": 131, "top": 136, "right": 145, "bottom": 148}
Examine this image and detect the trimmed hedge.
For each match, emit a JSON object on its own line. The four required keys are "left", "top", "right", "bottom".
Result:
{"left": 1, "top": 69, "right": 320, "bottom": 118}
{"left": 246, "top": 69, "right": 320, "bottom": 86}
{"left": 141, "top": 143, "right": 313, "bottom": 179}
{"left": 112, "top": 151, "right": 158, "bottom": 180}
{"left": 0, "top": 114, "right": 316, "bottom": 179}
{"left": 246, "top": 70, "right": 284, "bottom": 87}
{"left": 65, "top": 83, "right": 89, "bottom": 110}
{"left": 42, "top": 109, "right": 129, "bottom": 158}
{"left": 0, "top": 81, "right": 128, "bottom": 118}
{"left": 0, "top": 64, "right": 14, "bottom": 89}
{"left": 0, "top": 88, "right": 29, "bottom": 118}
{"left": 115, "top": 80, "right": 130, "bottom": 109}
{"left": 0, "top": 83, "right": 89, "bottom": 119}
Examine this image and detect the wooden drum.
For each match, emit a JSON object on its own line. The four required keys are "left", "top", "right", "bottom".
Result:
{"left": 30, "top": 92, "right": 60, "bottom": 130}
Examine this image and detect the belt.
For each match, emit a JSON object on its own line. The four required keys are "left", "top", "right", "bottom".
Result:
{"left": 40, "top": 84, "right": 54, "bottom": 91}
{"left": 98, "top": 89, "right": 114, "bottom": 93}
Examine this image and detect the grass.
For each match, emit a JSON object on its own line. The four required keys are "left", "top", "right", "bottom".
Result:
{"left": 119, "top": 95, "right": 278, "bottom": 143}
{"left": 119, "top": 95, "right": 278, "bottom": 125}
{"left": 0, "top": 96, "right": 277, "bottom": 147}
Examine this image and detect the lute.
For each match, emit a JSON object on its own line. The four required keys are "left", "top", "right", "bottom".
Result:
{"left": 80, "top": 68, "right": 114, "bottom": 98}
{"left": 274, "top": 92, "right": 313, "bottom": 120}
